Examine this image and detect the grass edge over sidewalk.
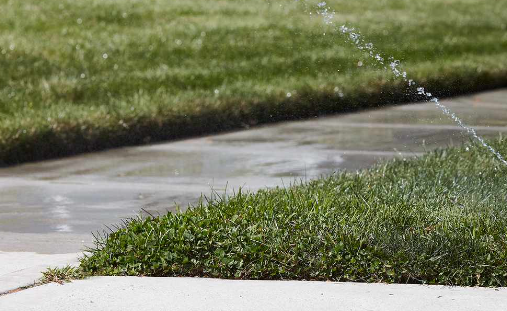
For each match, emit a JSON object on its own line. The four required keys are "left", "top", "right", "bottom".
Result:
{"left": 78, "top": 138, "right": 507, "bottom": 287}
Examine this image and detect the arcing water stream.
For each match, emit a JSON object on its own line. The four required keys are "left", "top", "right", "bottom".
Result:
{"left": 305, "top": 1, "right": 507, "bottom": 166}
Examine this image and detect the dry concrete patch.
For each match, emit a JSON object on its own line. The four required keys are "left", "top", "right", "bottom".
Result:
{"left": 1, "top": 277, "right": 506, "bottom": 311}
{"left": 0, "top": 252, "right": 80, "bottom": 294}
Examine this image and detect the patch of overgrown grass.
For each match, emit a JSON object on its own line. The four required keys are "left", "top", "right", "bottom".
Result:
{"left": 1, "top": 0, "right": 507, "bottom": 165}
{"left": 41, "top": 265, "right": 84, "bottom": 284}
{"left": 80, "top": 138, "right": 507, "bottom": 287}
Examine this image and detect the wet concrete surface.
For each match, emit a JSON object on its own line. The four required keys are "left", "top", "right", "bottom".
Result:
{"left": 1, "top": 89, "right": 507, "bottom": 253}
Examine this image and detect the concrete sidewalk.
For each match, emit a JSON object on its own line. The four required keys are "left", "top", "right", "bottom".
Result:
{"left": 1, "top": 277, "right": 506, "bottom": 311}
{"left": 0, "top": 252, "right": 80, "bottom": 294}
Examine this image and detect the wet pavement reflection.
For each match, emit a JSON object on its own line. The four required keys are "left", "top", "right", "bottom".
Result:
{"left": 1, "top": 89, "right": 506, "bottom": 240}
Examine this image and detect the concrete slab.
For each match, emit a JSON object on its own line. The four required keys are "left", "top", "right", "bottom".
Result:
{"left": 1, "top": 277, "right": 506, "bottom": 311}
{"left": 0, "top": 252, "right": 80, "bottom": 294}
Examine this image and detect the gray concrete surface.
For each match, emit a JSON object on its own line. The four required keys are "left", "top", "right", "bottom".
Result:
{"left": 0, "top": 89, "right": 506, "bottom": 294}
{"left": 1, "top": 277, "right": 507, "bottom": 311}
{"left": 0, "top": 252, "right": 79, "bottom": 294}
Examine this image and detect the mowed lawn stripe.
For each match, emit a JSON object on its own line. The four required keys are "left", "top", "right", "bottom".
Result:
{"left": 1, "top": 0, "right": 507, "bottom": 165}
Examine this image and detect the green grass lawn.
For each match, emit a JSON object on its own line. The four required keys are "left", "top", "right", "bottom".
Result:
{"left": 1, "top": 0, "right": 507, "bottom": 165}
{"left": 79, "top": 139, "right": 507, "bottom": 287}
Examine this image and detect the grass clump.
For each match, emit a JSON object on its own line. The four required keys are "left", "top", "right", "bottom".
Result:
{"left": 1, "top": 0, "right": 507, "bottom": 165}
{"left": 80, "top": 138, "right": 507, "bottom": 287}
{"left": 41, "top": 265, "right": 84, "bottom": 284}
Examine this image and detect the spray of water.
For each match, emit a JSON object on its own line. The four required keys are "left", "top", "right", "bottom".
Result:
{"left": 299, "top": 0, "right": 507, "bottom": 166}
